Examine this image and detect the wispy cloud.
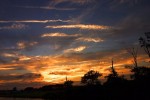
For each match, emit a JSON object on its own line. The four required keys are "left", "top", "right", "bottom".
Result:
{"left": 0, "top": 67, "right": 15, "bottom": 70}
{"left": 17, "top": 41, "right": 38, "bottom": 50}
{"left": 41, "top": 32, "right": 81, "bottom": 37}
{"left": 2, "top": 53, "right": 18, "bottom": 58}
{"left": 64, "top": 46, "right": 87, "bottom": 53}
{"left": 0, "top": 23, "right": 27, "bottom": 30}
{"left": 0, "top": 19, "right": 71, "bottom": 23}
{"left": 77, "top": 37, "right": 104, "bottom": 43}
{"left": 45, "top": 24, "right": 110, "bottom": 30}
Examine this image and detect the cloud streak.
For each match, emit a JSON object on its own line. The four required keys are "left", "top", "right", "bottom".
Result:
{"left": 45, "top": 24, "right": 110, "bottom": 30}
{"left": 77, "top": 37, "right": 104, "bottom": 43}
{"left": 17, "top": 41, "right": 38, "bottom": 50}
{"left": 64, "top": 46, "right": 87, "bottom": 53}
{"left": 0, "top": 19, "right": 71, "bottom": 23}
{"left": 41, "top": 33, "right": 81, "bottom": 37}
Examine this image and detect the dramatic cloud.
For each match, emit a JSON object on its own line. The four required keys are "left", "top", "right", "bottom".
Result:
{"left": 64, "top": 46, "right": 87, "bottom": 53}
{"left": 76, "top": 37, "right": 104, "bottom": 43}
{"left": 41, "top": 33, "right": 81, "bottom": 37}
{"left": 0, "top": 49, "right": 148, "bottom": 86}
{"left": 45, "top": 24, "right": 110, "bottom": 30}
{"left": 0, "top": 0, "right": 149, "bottom": 89}
{"left": 0, "top": 19, "right": 71, "bottom": 23}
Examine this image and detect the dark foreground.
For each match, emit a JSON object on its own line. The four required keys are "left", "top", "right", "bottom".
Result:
{"left": 0, "top": 97, "right": 42, "bottom": 100}
{"left": 0, "top": 80, "right": 150, "bottom": 100}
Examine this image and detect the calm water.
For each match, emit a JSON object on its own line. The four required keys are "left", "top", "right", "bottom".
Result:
{"left": 0, "top": 97, "right": 43, "bottom": 100}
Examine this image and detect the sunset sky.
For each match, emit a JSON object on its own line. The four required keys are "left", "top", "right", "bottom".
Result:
{"left": 0, "top": 0, "right": 150, "bottom": 90}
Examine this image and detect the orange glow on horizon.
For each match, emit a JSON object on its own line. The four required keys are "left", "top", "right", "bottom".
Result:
{"left": 0, "top": 50, "right": 149, "bottom": 84}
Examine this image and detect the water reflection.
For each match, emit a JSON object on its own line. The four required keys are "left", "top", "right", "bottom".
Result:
{"left": 0, "top": 97, "right": 43, "bottom": 100}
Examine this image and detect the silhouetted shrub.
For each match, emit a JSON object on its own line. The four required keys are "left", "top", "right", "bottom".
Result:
{"left": 81, "top": 70, "right": 102, "bottom": 85}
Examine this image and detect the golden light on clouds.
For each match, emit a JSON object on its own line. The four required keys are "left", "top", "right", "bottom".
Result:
{"left": 0, "top": 67, "right": 15, "bottom": 70}
{"left": 0, "top": 49, "right": 149, "bottom": 85}
{"left": 41, "top": 70, "right": 66, "bottom": 83}
{"left": 17, "top": 42, "right": 26, "bottom": 49}
{"left": 45, "top": 24, "right": 110, "bottom": 30}
{"left": 2, "top": 53, "right": 17, "bottom": 57}
{"left": 0, "top": 0, "right": 149, "bottom": 90}
{"left": 19, "top": 56, "right": 31, "bottom": 61}
{"left": 64, "top": 46, "right": 87, "bottom": 53}
{"left": 40, "top": 64, "right": 88, "bottom": 83}
{"left": 41, "top": 32, "right": 80, "bottom": 37}
{"left": 0, "top": 19, "right": 71, "bottom": 23}
{"left": 77, "top": 37, "right": 104, "bottom": 42}
{"left": 17, "top": 41, "right": 38, "bottom": 49}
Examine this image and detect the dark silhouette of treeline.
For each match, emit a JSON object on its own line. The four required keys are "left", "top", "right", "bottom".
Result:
{"left": 0, "top": 33, "right": 149, "bottom": 100}
{"left": 0, "top": 60, "right": 150, "bottom": 100}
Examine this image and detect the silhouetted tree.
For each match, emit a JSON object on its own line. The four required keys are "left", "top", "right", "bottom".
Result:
{"left": 81, "top": 70, "right": 102, "bottom": 85}
{"left": 105, "top": 59, "right": 126, "bottom": 85}
{"left": 126, "top": 37, "right": 150, "bottom": 80}
{"left": 126, "top": 47, "right": 142, "bottom": 80}
{"left": 139, "top": 32, "right": 150, "bottom": 57}
{"left": 105, "top": 66, "right": 118, "bottom": 80}
{"left": 12, "top": 87, "right": 17, "bottom": 92}
{"left": 127, "top": 47, "right": 138, "bottom": 67}
{"left": 64, "top": 80, "right": 73, "bottom": 88}
{"left": 131, "top": 66, "right": 150, "bottom": 80}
